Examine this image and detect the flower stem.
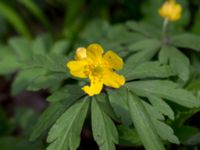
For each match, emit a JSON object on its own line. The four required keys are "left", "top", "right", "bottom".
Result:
{"left": 161, "top": 18, "right": 169, "bottom": 44}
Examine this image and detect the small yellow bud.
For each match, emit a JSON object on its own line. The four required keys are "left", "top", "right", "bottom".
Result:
{"left": 159, "top": 0, "right": 182, "bottom": 21}
{"left": 75, "top": 47, "right": 87, "bottom": 60}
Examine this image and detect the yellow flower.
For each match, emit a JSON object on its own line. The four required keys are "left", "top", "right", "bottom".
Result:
{"left": 159, "top": 0, "right": 182, "bottom": 21}
{"left": 67, "top": 43, "right": 125, "bottom": 96}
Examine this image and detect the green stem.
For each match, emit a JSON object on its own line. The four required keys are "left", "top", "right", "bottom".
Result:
{"left": 161, "top": 18, "right": 169, "bottom": 44}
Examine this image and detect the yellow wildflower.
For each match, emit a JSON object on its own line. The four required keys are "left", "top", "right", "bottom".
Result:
{"left": 159, "top": 0, "right": 182, "bottom": 21}
{"left": 67, "top": 43, "right": 125, "bottom": 96}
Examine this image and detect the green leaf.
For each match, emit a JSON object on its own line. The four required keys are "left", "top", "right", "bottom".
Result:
{"left": 152, "top": 119, "right": 179, "bottom": 144}
{"left": 128, "top": 92, "right": 165, "bottom": 150}
{"left": 30, "top": 103, "right": 66, "bottom": 141}
{"left": 11, "top": 68, "right": 46, "bottom": 95}
{"left": 0, "top": 1, "right": 31, "bottom": 38}
{"left": 8, "top": 37, "right": 31, "bottom": 59}
{"left": 142, "top": 101, "right": 179, "bottom": 144}
{"left": 0, "top": 55, "right": 21, "bottom": 75}
{"left": 30, "top": 95, "right": 83, "bottom": 141}
{"left": 159, "top": 46, "right": 190, "bottom": 82}
{"left": 47, "top": 97, "right": 89, "bottom": 150}
{"left": 122, "top": 47, "right": 159, "bottom": 76}
{"left": 28, "top": 53, "right": 68, "bottom": 73}
{"left": 94, "top": 93, "right": 118, "bottom": 121}
{"left": 126, "top": 80, "right": 200, "bottom": 108}
{"left": 47, "top": 85, "right": 84, "bottom": 102}
{"left": 27, "top": 72, "right": 66, "bottom": 91}
{"left": 117, "top": 125, "right": 141, "bottom": 146}
{"left": 126, "top": 61, "right": 175, "bottom": 81}
{"left": 126, "top": 21, "right": 161, "bottom": 38}
{"left": 50, "top": 40, "right": 69, "bottom": 54}
{"left": 148, "top": 95, "right": 174, "bottom": 120}
{"left": 107, "top": 88, "right": 132, "bottom": 125}
{"left": 172, "top": 33, "right": 200, "bottom": 51}
{"left": 31, "top": 34, "right": 52, "bottom": 54}
{"left": 19, "top": 0, "right": 51, "bottom": 31}
{"left": 128, "top": 39, "right": 161, "bottom": 52}
{"left": 142, "top": 101, "right": 164, "bottom": 121}
{"left": 92, "top": 98, "right": 118, "bottom": 150}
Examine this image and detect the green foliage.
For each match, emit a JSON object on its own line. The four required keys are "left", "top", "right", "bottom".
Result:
{"left": 0, "top": 1, "right": 31, "bottom": 38}
{"left": 92, "top": 97, "right": 118, "bottom": 150}
{"left": 47, "top": 97, "right": 89, "bottom": 150}
{"left": 128, "top": 92, "right": 165, "bottom": 150}
{"left": 1, "top": 1, "right": 200, "bottom": 150}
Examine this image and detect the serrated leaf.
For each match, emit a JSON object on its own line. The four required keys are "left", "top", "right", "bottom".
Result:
{"left": 128, "top": 39, "right": 161, "bottom": 52}
{"left": 107, "top": 88, "right": 132, "bottom": 126}
{"left": 126, "top": 61, "right": 175, "bottom": 81}
{"left": 11, "top": 68, "right": 46, "bottom": 95}
{"left": 28, "top": 53, "right": 68, "bottom": 73}
{"left": 152, "top": 119, "right": 179, "bottom": 144}
{"left": 117, "top": 125, "right": 142, "bottom": 146}
{"left": 127, "top": 92, "right": 165, "bottom": 150}
{"left": 31, "top": 34, "right": 52, "bottom": 54}
{"left": 8, "top": 37, "right": 31, "bottom": 59}
{"left": 94, "top": 93, "right": 118, "bottom": 121}
{"left": 27, "top": 73, "right": 65, "bottom": 91}
{"left": 172, "top": 33, "right": 200, "bottom": 51}
{"left": 47, "top": 97, "right": 89, "bottom": 150}
{"left": 30, "top": 94, "right": 83, "bottom": 141}
{"left": 92, "top": 98, "right": 118, "bottom": 150}
{"left": 30, "top": 103, "right": 66, "bottom": 141}
{"left": 126, "top": 80, "right": 200, "bottom": 108}
{"left": 47, "top": 84, "right": 84, "bottom": 102}
{"left": 142, "top": 100, "right": 178, "bottom": 144}
{"left": 142, "top": 101, "right": 164, "bottom": 121}
{"left": 126, "top": 21, "right": 161, "bottom": 38}
{"left": 50, "top": 40, "right": 69, "bottom": 54}
{"left": 148, "top": 95, "right": 174, "bottom": 120}
{"left": 122, "top": 48, "right": 159, "bottom": 76}
{"left": 0, "top": 55, "right": 21, "bottom": 75}
{"left": 159, "top": 46, "right": 190, "bottom": 82}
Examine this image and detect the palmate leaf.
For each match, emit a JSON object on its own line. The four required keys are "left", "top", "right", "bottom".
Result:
{"left": 117, "top": 125, "right": 142, "bottom": 146}
{"left": 125, "top": 21, "right": 161, "bottom": 38}
{"left": 122, "top": 47, "right": 159, "bottom": 76}
{"left": 126, "top": 61, "right": 175, "bottom": 81}
{"left": 128, "top": 39, "right": 161, "bottom": 52}
{"left": 94, "top": 93, "right": 118, "bottom": 121}
{"left": 142, "top": 101, "right": 179, "bottom": 144}
{"left": 159, "top": 46, "right": 190, "bottom": 82}
{"left": 11, "top": 68, "right": 46, "bottom": 95}
{"left": 47, "top": 97, "right": 89, "bottom": 150}
{"left": 28, "top": 53, "right": 68, "bottom": 73}
{"left": 30, "top": 90, "right": 85, "bottom": 141}
{"left": 126, "top": 80, "right": 200, "bottom": 108}
{"left": 107, "top": 88, "right": 132, "bottom": 126}
{"left": 148, "top": 94, "right": 174, "bottom": 120}
{"left": 128, "top": 92, "right": 165, "bottom": 150}
{"left": 152, "top": 119, "right": 179, "bottom": 144}
{"left": 47, "top": 85, "right": 84, "bottom": 103}
{"left": 30, "top": 103, "right": 67, "bottom": 141}
{"left": 92, "top": 97, "right": 118, "bottom": 150}
{"left": 171, "top": 33, "right": 200, "bottom": 51}
{"left": 8, "top": 37, "right": 31, "bottom": 59}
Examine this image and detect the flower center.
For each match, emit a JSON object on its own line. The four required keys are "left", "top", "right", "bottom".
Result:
{"left": 93, "top": 65, "right": 103, "bottom": 75}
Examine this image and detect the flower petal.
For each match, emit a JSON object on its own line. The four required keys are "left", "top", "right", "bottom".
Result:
{"left": 103, "top": 69, "right": 125, "bottom": 88}
{"left": 82, "top": 75, "right": 103, "bottom": 96}
{"left": 103, "top": 50, "right": 123, "bottom": 70}
{"left": 86, "top": 43, "right": 104, "bottom": 62}
{"left": 66, "top": 60, "right": 88, "bottom": 78}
